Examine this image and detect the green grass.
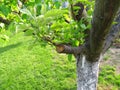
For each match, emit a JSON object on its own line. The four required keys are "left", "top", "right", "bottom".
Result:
{"left": 98, "top": 66, "right": 120, "bottom": 90}
{"left": 0, "top": 32, "right": 76, "bottom": 90}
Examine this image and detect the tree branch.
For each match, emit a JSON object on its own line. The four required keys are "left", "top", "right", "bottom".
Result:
{"left": 56, "top": 44, "right": 84, "bottom": 56}
{"left": 0, "top": 17, "right": 10, "bottom": 25}
{"left": 70, "top": 2, "right": 85, "bottom": 21}
{"left": 42, "top": 36, "right": 84, "bottom": 56}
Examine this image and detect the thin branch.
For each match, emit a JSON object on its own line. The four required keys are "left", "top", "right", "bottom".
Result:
{"left": 0, "top": 17, "right": 10, "bottom": 25}
{"left": 42, "top": 36, "right": 56, "bottom": 45}
{"left": 70, "top": 2, "right": 84, "bottom": 21}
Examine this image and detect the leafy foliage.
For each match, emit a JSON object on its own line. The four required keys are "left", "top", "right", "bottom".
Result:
{"left": 10, "top": 0, "right": 93, "bottom": 47}
{"left": 0, "top": 0, "right": 95, "bottom": 47}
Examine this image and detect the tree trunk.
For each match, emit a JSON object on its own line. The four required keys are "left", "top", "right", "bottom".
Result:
{"left": 76, "top": 54, "right": 102, "bottom": 90}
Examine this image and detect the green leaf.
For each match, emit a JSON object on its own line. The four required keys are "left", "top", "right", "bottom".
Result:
{"left": 0, "top": 5, "right": 11, "bottom": 16}
{"left": 36, "top": 4, "right": 41, "bottom": 15}
{"left": 35, "top": 15, "right": 45, "bottom": 25}
{"left": 68, "top": 54, "right": 72, "bottom": 61}
{"left": 20, "top": 8, "right": 34, "bottom": 19}
{"left": 51, "top": 22, "right": 69, "bottom": 30}
{"left": 35, "top": 0, "right": 41, "bottom": 4}
{"left": 75, "top": 40, "right": 79, "bottom": 46}
{"left": 80, "top": 24, "right": 86, "bottom": 30}
{"left": 54, "top": 1, "right": 61, "bottom": 8}
{"left": 41, "top": 4, "right": 47, "bottom": 15}
{"left": 112, "top": 21, "right": 118, "bottom": 25}
{"left": 44, "top": 9, "right": 67, "bottom": 18}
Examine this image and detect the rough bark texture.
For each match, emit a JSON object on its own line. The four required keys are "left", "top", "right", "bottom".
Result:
{"left": 90, "top": 0, "right": 120, "bottom": 59}
{"left": 77, "top": 54, "right": 102, "bottom": 90}
{"left": 56, "top": 45, "right": 84, "bottom": 55}
{"left": 103, "top": 8, "right": 120, "bottom": 53}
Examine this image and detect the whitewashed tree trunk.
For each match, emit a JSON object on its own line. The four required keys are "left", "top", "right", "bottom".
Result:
{"left": 76, "top": 55, "right": 102, "bottom": 90}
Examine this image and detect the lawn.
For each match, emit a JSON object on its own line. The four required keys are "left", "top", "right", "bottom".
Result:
{"left": 0, "top": 32, "right": 76, "bottom": 90}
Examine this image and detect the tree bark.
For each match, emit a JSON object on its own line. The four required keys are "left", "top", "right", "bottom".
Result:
{"left": 103, "top": 8, "right": 120, "bottom": 53}
{"left": 90, "top": 0, "right": 120, "bottom": 58}
{"left": 76, "top": 54, "right": 102, "bottom": 90}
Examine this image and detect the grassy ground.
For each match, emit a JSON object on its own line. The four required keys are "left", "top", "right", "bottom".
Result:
{"left": 0, "top": 32, "right": 76, "bottom": 90}
{"left": 0, "top": 32, "right": 120, "bottom": 90}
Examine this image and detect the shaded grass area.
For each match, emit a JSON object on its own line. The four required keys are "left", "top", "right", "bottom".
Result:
{"left": 0, "top": 42, "right": 22, "bottom": 54}
{"left": 0, "top": 32, "right": 76, "bottom": 90}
